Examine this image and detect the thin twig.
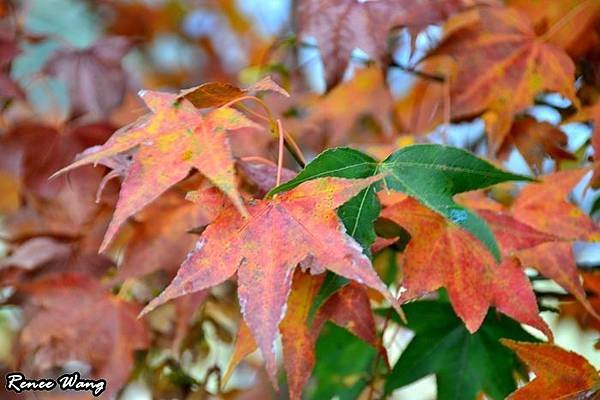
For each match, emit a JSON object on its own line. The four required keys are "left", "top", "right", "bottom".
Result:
{"left": 389, "top": 61, "right": 446, "bottom": 83}
{"left": 221, "top": 95, "right": 306, "bottom": 167}
{"left": 367, "top": 307, "right": 394, "bottom": 400}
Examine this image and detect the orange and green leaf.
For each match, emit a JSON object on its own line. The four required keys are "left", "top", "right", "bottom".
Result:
{"left": 382, "top": 197, "right": 551, "bottom": 336}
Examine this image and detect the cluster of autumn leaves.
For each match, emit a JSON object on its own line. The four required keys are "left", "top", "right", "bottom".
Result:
{"left": 1, "top": 0, "right": 600, "bottom": 399}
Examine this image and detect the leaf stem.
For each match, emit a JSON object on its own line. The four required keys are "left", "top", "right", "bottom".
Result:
{"left": 276, "top": 119, "right": 285, "bottom": 187}
{"left": 221, "top": 95, "right": 306, "bottom": 167}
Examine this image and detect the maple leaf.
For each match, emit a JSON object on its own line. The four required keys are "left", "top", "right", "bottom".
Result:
{"left": 561, "top": 270, "right": 600, "bottom": 332}
{"left": 17, "top": 273, "right": 149, "bottom": 399}
{"left": 385, "top": 300, "right": 539, "bottom": 400}
{"left": 179, "top": 75, "right": 289, "bottom": 108}
{"left": 141, "top": 176, "right": 398, "bottom": 386}
{"left": 500, "top": 116, "right": 574, "bottom": 173}
{"left": 223, "top": 270, "right": 379, "bottom": 398}
{"left": 512, "top": 168, "right": 600, "bottom": 241}
{"left": 381, "top": 197, "right": 552, "bottom": 335}
{"left": 508, "top": 0, "right": 600, "bottom": 57}
{"left": 501, "top": 340, "right": 600, "bottom": 400}
{"left": 116, "top": 191, "right": 214, "bottom": 281}
{"left": 45, "top": 36, "right": 132, "bottom": 117}
{"left": 465, "top": 178, "right": 600, "bottom": 321}
{"left": 296, "top": 0, "right": 488, "bottom": 88}
{"left": 53, "top": 90, "right": 260, "bottom": 251}
{"left": 272, "top": 145, "right": 530, "bottom": 259}
{"left": 431, "top": 5, "right": 578, "bottom": 151}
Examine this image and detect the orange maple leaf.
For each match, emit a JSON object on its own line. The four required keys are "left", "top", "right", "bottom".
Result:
{"left": 561, "top": 270, "right": 600, "bottom": 333}
{"left": 500, "top": 116, "right": 574, "bottom": 173}
{"left": 432, "top": 5, "right": 578, "bottom": 151}
{"left": 512, "top": 168, "right": 600, "bottom": 242}
{"left": 502, "top": 340, "right": 600, "bottom": 399}
{"left": 115, "top": 190, "right": 215, "bottom": 281}
{"left": 381, "top": 197, "right": 552, "bottom": 337}
{"left": 141, "top": 176, "right": 399, "bottom": 384}
{"left": 508, "top": 168, "right": 600, "bottom": 319}
{"left": 53, "top": 90, "right": 260, "bottom": 252}
{"left": 507, "top": 0, "right": 600, "bottom": 57}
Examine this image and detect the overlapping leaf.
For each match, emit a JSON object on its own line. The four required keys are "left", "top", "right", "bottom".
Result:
{"left": 53, "top": 91, "right": 259, "bottom": 251}
{"left": 179, "top": 75, "right": 289, "bottom": 108}
{"left": 224, "top": 270, "right": 378, "bottom": 399}
{"left": 141, "top": 176, "right": 398, "bottom": 386}
{"left": 431, "top": 5, "right": 578, "bottom": 151}
{"left": 500, "top": 117, "right": 574, "bottom": 173}
{"left": 273, "top": 144, "right": 531, "bottom": 259}
{"left": 512, "top": 168, "right": 600, "bottom": 241}
{"left": 502, "top": 340, "right": 600, "bottom": 399}
{"left": 510, "top": 168, "right": 600, "bottom": 318}
{"left": 382, "top": 197, "right": 552, "bottom": 335}
{"left": 379, "top": 144, "right": 530, "bottom": 258}
{"left": 296, "top": 0, "right": 491, "bottom": 88}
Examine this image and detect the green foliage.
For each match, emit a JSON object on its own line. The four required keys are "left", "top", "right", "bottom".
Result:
{"left": 307, "top": 322, "right": 378, "bottom": 400}
{"left": 384, "top": 300, "right": 538, "bottom": 399}
{"left": 379, "top": 144, "right": 531, "bottom": 259}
